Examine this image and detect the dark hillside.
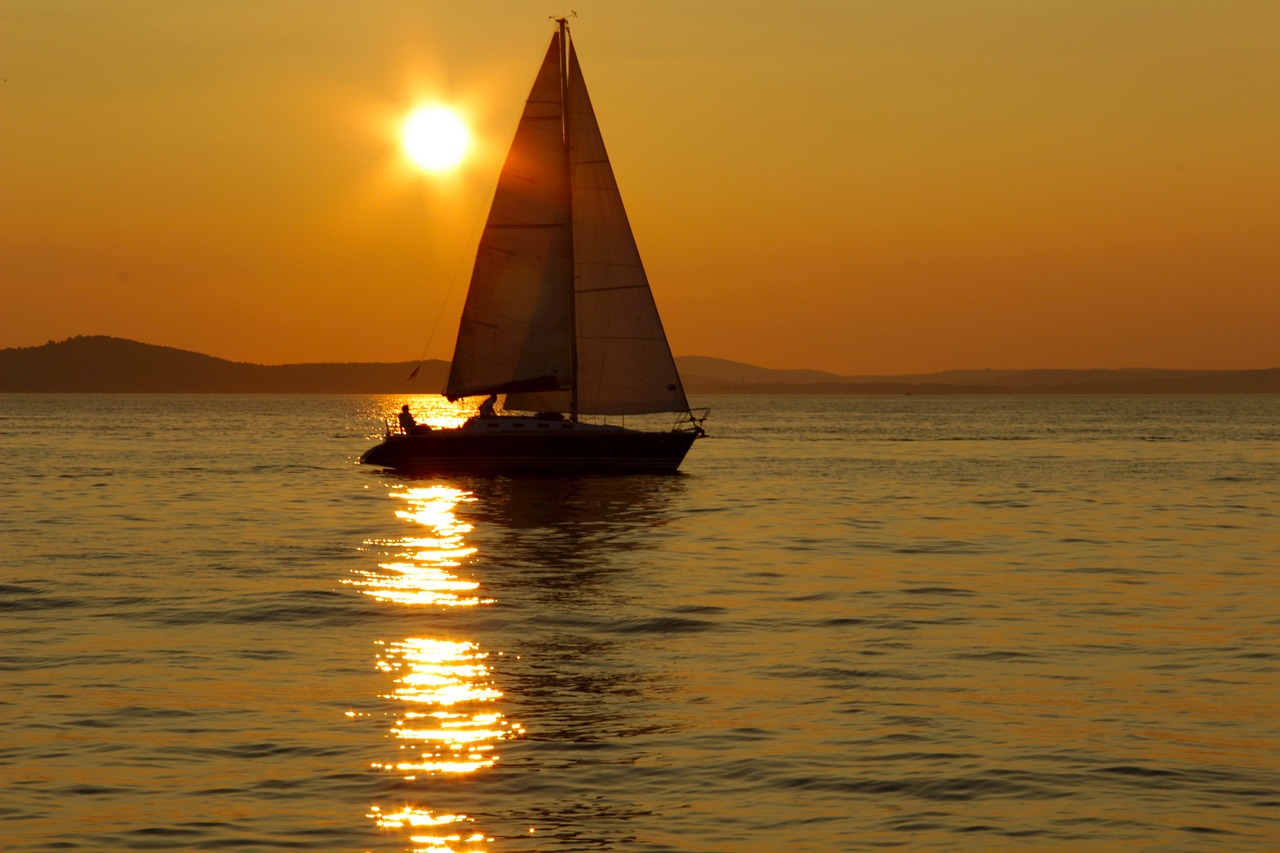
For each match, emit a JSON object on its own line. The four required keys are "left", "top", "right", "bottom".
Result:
{"left": 0, "top": 336, "right": 447, "bottom": 393}
{"left": 2, "top": 336, "right": 1277, "bottom": 394}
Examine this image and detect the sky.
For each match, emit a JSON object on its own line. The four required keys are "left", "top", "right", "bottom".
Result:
{"left": 3, "top": 0, "right": 1278, "bottom": 375}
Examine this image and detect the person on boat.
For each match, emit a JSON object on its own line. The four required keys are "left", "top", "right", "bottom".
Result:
{"left": 398, "top": 404, "right": 417, "bottom": 434}
{"left": 478, "top": 394, "right": 498, "bottom": 418}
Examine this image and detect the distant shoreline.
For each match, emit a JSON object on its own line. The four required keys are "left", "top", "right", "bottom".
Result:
{"left": 3, "top": 336, "right": 1278, "bottom": 395}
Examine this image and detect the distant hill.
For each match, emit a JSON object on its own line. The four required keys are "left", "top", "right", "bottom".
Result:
{"left": 2, "top": 336, "right": 1278, "bottom": 394}
{"left": 675, "top": 356, "right": 1280, "bottom": 395}
{"left": 0, "top": 336, "right": 448, "bottom": 393}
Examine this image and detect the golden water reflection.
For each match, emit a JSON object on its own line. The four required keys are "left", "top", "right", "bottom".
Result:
{"left": 373, "top": 637, "right": 523, "bottom": 779}
{"left": 368, "top": 805, "right": 490, "bottom": 852}
{"left": 366, "top": 394, "right": 480, "bottom": 437}
{"left": 358, "top": 485, "right": 520, "bottom": 852}
{"left": 349, "top": 487, "right": 489, "bottom": 609}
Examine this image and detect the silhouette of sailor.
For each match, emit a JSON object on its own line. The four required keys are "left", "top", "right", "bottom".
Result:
{"left": 398, "top": 404, "right": 417, "bottom": 433}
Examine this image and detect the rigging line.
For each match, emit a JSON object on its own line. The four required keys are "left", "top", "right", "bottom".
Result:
{"left": 407, "top": 46, "right": 543, "bottom": 391}
{"left": 405, "top": 170, "right": 503, "bottom": 389}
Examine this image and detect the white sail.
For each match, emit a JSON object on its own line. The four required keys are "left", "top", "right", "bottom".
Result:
{"left": 445, "top": 36, "right": 573, "bottom": 401}
{"left": 506, "top": 40, "right": 689, "bottom": 415}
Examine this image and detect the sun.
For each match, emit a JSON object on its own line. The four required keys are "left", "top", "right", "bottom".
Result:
{"left": 402, "top": 106, "right": 470, "bottom": 172}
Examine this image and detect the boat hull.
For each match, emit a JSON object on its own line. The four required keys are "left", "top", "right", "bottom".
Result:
{"left": 360, "top": 420, "right": 698, "bottom": 474}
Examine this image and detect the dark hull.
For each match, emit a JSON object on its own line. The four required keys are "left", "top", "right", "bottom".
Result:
{"left": 360, "top": 425, "right": 698, "bottom": 474}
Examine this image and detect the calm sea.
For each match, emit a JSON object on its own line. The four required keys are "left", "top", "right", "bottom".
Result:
{"left": 1, "top": 394, "right": 1277, "bottom": 852}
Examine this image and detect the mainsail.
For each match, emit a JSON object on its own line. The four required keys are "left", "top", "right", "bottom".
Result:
{"left": 446, "top": 27, "right": 689, "bottom": 416}
{"left": 445, "top": 37, "right": 573, "bottom": 400}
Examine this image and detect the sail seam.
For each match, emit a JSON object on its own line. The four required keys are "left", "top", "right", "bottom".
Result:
{"left": 577, "top": 284, "right": 649, "bottom": 293}
{"left": 577, "top": 335, "right": 671, "bottom": 341}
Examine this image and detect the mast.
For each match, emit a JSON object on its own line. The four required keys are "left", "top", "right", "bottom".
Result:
{"left": 558, "top": 16, "right": 579, "bottom": 422}
{"left": 493, "top": 20, "right": 691, "bottom": 418}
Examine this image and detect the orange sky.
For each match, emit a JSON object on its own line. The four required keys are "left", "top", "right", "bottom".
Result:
{"left": 3, "top": 1, "right": 1277, "bottom": 374}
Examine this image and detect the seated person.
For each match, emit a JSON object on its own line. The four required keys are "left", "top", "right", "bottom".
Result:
{"left": 397, "top": 404, "right": 417, "bottom": 434}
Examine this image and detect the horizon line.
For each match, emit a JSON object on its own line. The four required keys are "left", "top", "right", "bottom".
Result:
{"left": 4, "top": 335, "right": 1278, "bottom": 378}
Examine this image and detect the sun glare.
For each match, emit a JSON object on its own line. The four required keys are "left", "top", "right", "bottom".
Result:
{"left": 402, "top": 106, "right": 470, "bottom": 172}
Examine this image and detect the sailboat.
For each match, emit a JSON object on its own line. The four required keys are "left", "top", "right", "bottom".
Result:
{"left": 361, "top": 19, "right": 705, "bottom": 474}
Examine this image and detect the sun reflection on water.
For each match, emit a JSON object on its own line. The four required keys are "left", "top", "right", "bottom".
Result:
{"left": 374, "top": 637, "right": 523, "bottom": 778}
{"left": 368, "top": 805, "right": 491, "bottom": 852}
{"left": 357, "top": 485, "right": 520, "bottom": 852}
{"left": 366, "top": 394, "right": 482, "bottom": 437}
{"left": 348, "top": 487, "right": 490, "bottom": 609}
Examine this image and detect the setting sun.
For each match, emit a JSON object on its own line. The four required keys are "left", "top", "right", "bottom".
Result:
{"left": 402, "top": 105, "right": 469, "bottom": 172}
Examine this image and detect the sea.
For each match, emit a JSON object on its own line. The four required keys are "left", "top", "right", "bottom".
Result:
{"left": 1, "top": 394, "right": 1277, "bottom": 852}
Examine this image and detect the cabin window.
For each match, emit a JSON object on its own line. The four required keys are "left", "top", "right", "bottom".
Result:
{"left": 513, "top": 422, "right": 525, "bottom": 429}
{"left": 537, "top": 423, "right": 548, "bottom": 429}
{"left": 561, "top": 423, "right": 573, "bottom": 429}
{"left": 486, "top": 422, "right": 499, "bottom": 429}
